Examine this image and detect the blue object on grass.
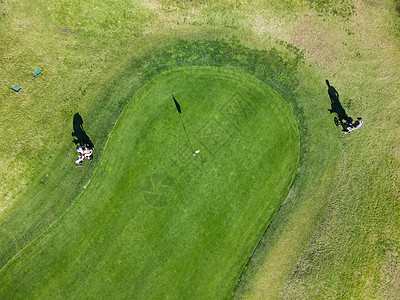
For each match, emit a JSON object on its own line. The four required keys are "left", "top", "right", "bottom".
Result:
{"left": 12, "top": 85, "right": 21, "bottom": 92}
{"left": 33, "top": 68, "right": 41, "bottom": 76}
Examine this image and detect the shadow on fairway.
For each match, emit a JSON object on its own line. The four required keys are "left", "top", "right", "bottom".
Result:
{"left": 72, "top": 113, "right": 94, "bottom": 148}
{"left": 326, "top": 80, "right": 351, "bottom": 128}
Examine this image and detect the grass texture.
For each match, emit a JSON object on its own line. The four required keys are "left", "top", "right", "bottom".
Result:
{"left": 1, "top": 0, "right": 400, "bottom": 299}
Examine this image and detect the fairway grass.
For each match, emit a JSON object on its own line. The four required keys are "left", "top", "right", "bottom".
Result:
{"left": 0, "top": 67, "right": 299, "bottom": 299}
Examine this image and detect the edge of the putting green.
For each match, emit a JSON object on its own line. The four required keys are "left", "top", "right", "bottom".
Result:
{"left": 0, "top": 66, "right": 301, "bottom": 290}
{"left": 0, "top": 68, "right": 135, "bottom": 274}
{"left": 0, "top": 67, "right": 172, "bottom": 274}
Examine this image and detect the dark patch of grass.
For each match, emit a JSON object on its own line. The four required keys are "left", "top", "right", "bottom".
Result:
{"left": 0, "top": 0, "right": 8, "bottom": 21}
{"left": 133, "top": 39, "right": 305, "bottom": 122}
{"left": 306, "top": 0, "right": 355, "bottom": 19}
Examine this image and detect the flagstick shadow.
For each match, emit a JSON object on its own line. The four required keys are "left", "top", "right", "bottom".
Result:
{"left": 172, "top": 95, "right": 195, "bottom": 154}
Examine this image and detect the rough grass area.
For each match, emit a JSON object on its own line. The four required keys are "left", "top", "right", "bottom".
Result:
{"left": 1, "top": 0, "right": 400, "bottom": 299}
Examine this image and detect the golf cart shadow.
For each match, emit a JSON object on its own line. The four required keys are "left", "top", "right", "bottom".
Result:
{"left": 72, "top": 113, "right": 94, "bottom": 148}
{"left": 326, "top": 80, "right": 354, "bottom": 130}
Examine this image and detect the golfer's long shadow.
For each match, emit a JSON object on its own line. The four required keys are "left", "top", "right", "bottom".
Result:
{"left": 326, "top": 80, "right": 349, "bottom": 124}
{"left": 72, "top": 113, "right": 94, "bottom": 148}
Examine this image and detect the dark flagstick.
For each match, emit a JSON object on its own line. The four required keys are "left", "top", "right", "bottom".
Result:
{"left": 172, "top": 95, "right": 200, "bottom": 156}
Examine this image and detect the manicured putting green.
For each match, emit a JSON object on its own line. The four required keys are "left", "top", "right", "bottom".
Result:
{"left": 0, "top": 66, "right": 299, "bottom": 299}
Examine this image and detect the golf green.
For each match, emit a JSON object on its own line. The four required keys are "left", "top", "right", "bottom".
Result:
{"left": 0, "top": 66, "right": 299, "bottom": 299}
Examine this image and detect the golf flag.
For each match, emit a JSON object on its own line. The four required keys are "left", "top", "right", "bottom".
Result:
{"left": 172, "top": 95, "right": 181, "bottom": 113}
